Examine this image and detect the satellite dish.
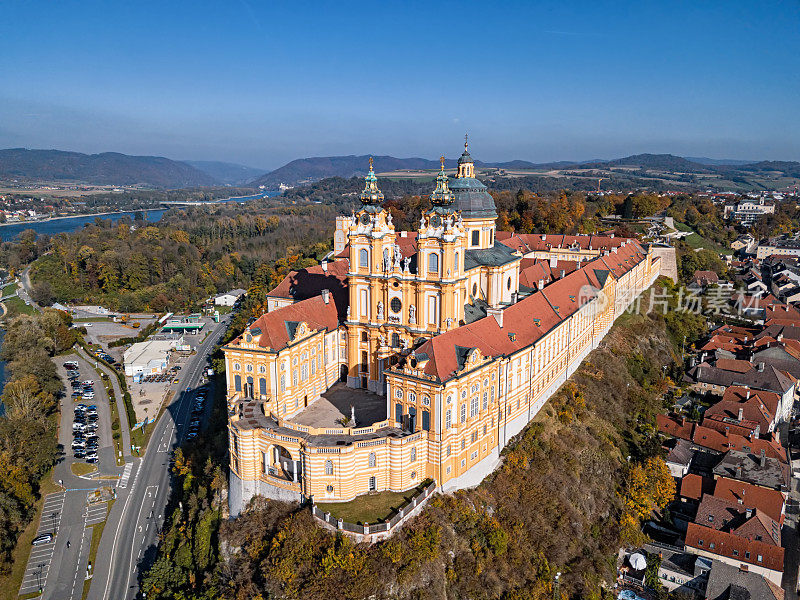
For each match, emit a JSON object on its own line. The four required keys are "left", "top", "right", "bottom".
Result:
{"left": 630, "top": 553, "right": 647, "bottom": 571}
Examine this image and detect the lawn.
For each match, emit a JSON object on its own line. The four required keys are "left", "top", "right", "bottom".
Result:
{"left": 1, "top": 281, "right": 18, "bottom": 296}
{"left": 71, "top": 462, "right": 97, "bottom": 477}
{"left": 3, "top": 294, "right": 37, "bottom": 316}
{"left": 316, "top": 480, "right": 432, "bottom": 525}
{"left": 673, "top": 222, "right": 732, "bottom": 255}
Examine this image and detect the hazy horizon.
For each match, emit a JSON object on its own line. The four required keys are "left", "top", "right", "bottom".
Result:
{"left": 1, "top": 1, "right": 798, "bottom": 170}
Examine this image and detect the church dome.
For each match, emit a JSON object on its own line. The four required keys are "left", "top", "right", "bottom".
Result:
{"left": 449, "top": 137, "right": 497, "bottom": 219}
{"left": 448, "top": 176, "right": 497, "bottom": 219}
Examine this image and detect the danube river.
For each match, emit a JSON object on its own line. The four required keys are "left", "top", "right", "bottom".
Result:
{"left": 0, "top": 191, "right": 278, "bottom": 242}
{"left": 0, "top": 209, "right": 168, "bottom": 241}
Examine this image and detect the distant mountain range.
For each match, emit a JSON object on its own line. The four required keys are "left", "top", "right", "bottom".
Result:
{"left": 0, "top": 148, "right": 217, "bottom": 188}
{"left": 2, "top": 148, "right": 798, "bottom": 191}
{"left": 183, "top": 160, "right": 265, "bottom": 185}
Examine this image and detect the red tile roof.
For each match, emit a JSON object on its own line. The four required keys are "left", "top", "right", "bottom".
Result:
{"left": 713, "top": 477, "right": 786, "bottom": 524}
{"left": 685, "top": 522, "right": 784, "bottom": 573}
{"left": 657, "top": 414, "right": 694, "bottom": 440}
{"left": 235, "top": 295, "right": 339, "bottom": 352}
{"left": 266, "top": 258, "right": 349, "bottom": 318}
{"left": 680, "top": 473, "right": 715, "bottom": 501}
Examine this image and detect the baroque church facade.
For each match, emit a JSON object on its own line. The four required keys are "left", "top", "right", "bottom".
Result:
{"left": 224, "top": 142, "right": 662, "bottom": 514}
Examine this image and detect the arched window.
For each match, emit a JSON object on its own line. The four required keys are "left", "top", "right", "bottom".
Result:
{"left": 259, "top": 377, "right": 267, "bottom": 397}
{"left": 409, "top": 391, "right": 416, "bottom": 403}
{"left": 391, "top": 332, "right": 400, "bottom": 348}
{"left": 245, "top": 364, "right": 253, "bottom": 372}
{"left": 233, "top": 362, "right": 241, "bottom": 371}
{"left": 428, "top": 252, "right": 439, "bottom": 274}
{"left": 234, "top": 374, "right": 241, "bottom": 392}
{"left": 445, "top": 409, "right": 452, "bottom": 429}
{"left": 259, "top": 365, "right": 266, "bottom": 374}
{"left": 368, "top": 452, "right": 376, "bottom": 468}
{"left": 410, "top": 447, "right": 416, "bottom": 462}
{"left": 359, "top": 248, "right": 369, "bottom": 268}
{"left": 361, "top": 331, "right": 368, "bottom": 342}
{"left": 325, "top": 460, "right": 333, "bottom": 475}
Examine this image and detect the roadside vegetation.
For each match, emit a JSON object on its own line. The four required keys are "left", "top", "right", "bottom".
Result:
{"left": 0, "top": 309, "right": 74, "bottom": 575}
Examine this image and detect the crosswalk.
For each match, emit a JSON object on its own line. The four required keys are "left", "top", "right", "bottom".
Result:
{"left": 19, "top": 491, "right": 65, "bottom": 595}
{"left": 117, "top": 462, "right": 133, "bottom": 488}
{"left": 85, "top": 502, "right": 107, "bottom": 526}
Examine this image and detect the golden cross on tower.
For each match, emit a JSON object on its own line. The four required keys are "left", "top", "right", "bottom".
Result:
{"left": 440, "top": 155, "right": 445, "bottom": 169}
{"left": 464, "top": 133, "right": 468, "bottom": 150}
{"left": 368, "top": 156, "right": 373, "bottom": 170}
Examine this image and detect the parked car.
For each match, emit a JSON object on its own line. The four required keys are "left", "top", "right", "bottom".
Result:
{"left": 32, "top": 534, "right": 53, "bottom": 546}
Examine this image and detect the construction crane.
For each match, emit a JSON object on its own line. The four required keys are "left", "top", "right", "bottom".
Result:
{"left": 596, "top": 177, "right": 606, "bottom": 194}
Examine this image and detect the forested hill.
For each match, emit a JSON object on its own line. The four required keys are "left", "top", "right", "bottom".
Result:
{"left": 249, "top": 155, "right": 455, "bottom": 189}
{"left": 0, "top": 148, "right": 218, "bottom": 188}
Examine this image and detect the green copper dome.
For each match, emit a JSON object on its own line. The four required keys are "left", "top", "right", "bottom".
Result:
{"left": 360, "top": 157, "right": 384, "bottom": 205}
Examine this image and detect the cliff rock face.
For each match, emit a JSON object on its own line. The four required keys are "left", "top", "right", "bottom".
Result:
{"left": 217, "top": 309, "right": 677, "bottom": 600}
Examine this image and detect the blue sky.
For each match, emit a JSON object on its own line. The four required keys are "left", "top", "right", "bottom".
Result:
{"left": 1, "top": 1, "right": 798, "bottom": 170}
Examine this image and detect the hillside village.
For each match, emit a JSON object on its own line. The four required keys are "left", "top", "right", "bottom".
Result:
{"left": 617, "top": 231, "right": 800, "bottom": 600}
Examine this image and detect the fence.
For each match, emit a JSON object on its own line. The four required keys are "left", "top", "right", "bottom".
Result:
{"left": 311, "top": 481, "right": 436, "bottom": 539}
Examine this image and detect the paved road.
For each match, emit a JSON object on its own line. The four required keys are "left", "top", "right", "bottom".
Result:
{"left": 87, "top": 314, "right": 232, "bottom": 600}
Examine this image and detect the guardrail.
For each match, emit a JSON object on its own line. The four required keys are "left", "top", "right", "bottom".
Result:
{"left": 311, "top": 481, "right": 436, "bottom": 538}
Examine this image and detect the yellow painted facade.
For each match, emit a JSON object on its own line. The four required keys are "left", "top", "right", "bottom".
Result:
{"left": 226, "top": 145, "right": 662, "bottom": 508}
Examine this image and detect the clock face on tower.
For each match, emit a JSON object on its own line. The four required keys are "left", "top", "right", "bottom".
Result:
{"left": 360, "top": 213, "right": 371, "bottom": 225}
{"left": 430, "top": 215, "right": 442, "bottom": 227}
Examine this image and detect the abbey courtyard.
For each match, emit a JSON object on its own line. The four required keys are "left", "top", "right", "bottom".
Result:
{"left": 224, "top": 142, "right": 663, "bottom": 514}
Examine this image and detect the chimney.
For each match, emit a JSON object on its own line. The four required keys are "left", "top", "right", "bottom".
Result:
{"left": 757, "top": 362, "right": 764, "bottom": 372}
{"left": 487, "top": 307, "right": 503, "bottom": 327}
{"left": 746, "top": 508, "right": 753, "bottom": 519}
{"left": 736, "top": 465, "right": 743, "bottom": 479}
{"left": 538, "top": 279, "right": 545, "bottom": 289}
{"left": 321, "top": 289, "right": 330, "bottom": 304}
{"left": 321, "top": 260, "right": 328, "bottom": 272}
{"left": 610, "top": 233, "right": 615, "bottom": 238}
{"left": 746, "top": 389, "right": 750, "bottom": 399}
{"left": 738, "top": 407, "right": 744, "bottom": 421}
{"left": 759, "top": 448, "right": 766, "bottom": 467}
{"left": 540, "top": 234, "right": 546, "bottom": 241}
{"left": 560, "top": 269, "right": 566, "bottom": 279}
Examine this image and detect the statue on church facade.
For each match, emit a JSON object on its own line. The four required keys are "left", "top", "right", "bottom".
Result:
{"left": 377, "top": 301, "right": 384, "bottom": 320}
{"left": 409, "top": 304, "right": 416, "bottom": 324}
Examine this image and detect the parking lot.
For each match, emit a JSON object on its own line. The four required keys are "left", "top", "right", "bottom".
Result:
{"left": 57, "top": 354, "right": 115, "bottom": 472}
{"left": 18, "top": 491, "right": 65, "bottom": 595}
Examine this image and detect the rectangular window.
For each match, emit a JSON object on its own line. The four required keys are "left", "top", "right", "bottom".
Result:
{"left": 395, "top": 403, "right": 403, "bottom": 424}
{"left": 360, "top": 289, "right": 368, "bottom": 317}
{"left": 471, "top": 229, "right": 480, "bottom": 246}
{"left": 422, "top": 410, "right": 430, "bottom": 431}
{"left": 428, "top": 296, "right": 438, "bottom": 325}
{"left": 470, "top": 396, "right": 478, "bottom": 417}
{"left": 446, "top": 444, "right": 451, "bottom": 456}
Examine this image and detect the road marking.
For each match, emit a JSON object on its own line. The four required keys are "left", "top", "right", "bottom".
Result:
{"left": 18, "top": 491, "right": 66, "bottom": 595}
{"left": 101, "top": 459, "right": 140, "bottom": 600}
{"left": 124, "top": 485, "right": 158, "bottom": 596}
{"left": 117, "top": 462, "right": 133, "bottom": 488}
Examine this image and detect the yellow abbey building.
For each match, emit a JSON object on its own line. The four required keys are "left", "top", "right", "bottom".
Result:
{"left": 225, "top": 142, "right": 662, "bottom": 513}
